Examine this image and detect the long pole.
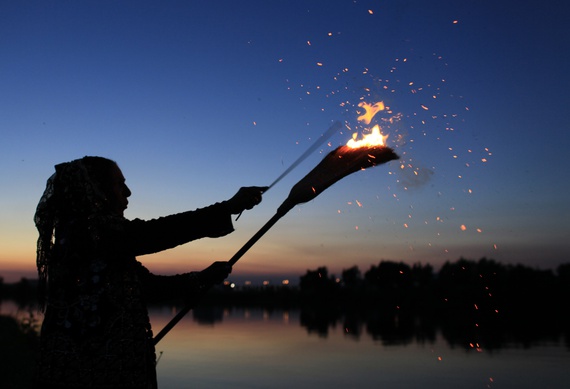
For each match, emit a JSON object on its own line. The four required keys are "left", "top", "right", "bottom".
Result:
{"left": 235, "top": 121, "right": 340, "bottom": 220}
{"left": 154, "top": 123, "right": 342, "bottom": 344}
{"left": 267, "top": 121, "right": 341, "bottom": 190}
{"left": 153, "top": 205, "right": 293, "bottom": 345}
{"left": 152, "top": 137, "right": 398, "bottom": 345}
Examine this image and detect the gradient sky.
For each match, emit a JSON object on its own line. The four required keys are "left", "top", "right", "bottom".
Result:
{"left": 1, "top": 0, "right": 569, "bottom": 284}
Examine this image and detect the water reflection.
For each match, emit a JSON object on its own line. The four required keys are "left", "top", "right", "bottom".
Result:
{"left": 155, "top": 303, "right": 569, "bottom": 352}
{"left": 152, "top": 305, "right": 570, "bottom": 389}
{"left": 2, "top": 298, "right": 567, "bottom": 352}
{"left": 2, "top": 301, "right": 569, "bottom": 388}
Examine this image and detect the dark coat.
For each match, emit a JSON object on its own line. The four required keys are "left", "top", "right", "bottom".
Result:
{"left": 36, "top": 203, "right": 233, "bottom": 388}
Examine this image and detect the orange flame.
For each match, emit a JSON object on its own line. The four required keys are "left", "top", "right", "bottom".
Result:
{"left": 346, "top": 125, "right": 388, "bottom": 148}
{"left": 357, "top": 101, "right": 385, "bottom": 124}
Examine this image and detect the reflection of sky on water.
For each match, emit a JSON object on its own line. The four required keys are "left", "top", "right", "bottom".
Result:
{"left": 0, "top": 300, "right": 568, "bottom": 388}
{"left": 151, "top": 306, "right": 570, "bottom": 389}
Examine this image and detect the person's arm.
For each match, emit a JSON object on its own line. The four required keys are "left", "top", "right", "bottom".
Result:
{"left": 136, "top": 260, "right": 232, "bottom": 303}
{"left": 109, "top": 186, "right": 268, "bottom": 256}
{"left": 125, "top": 202, "right": 234, "bottom": 256}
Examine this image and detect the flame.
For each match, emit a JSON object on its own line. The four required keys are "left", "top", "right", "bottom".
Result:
{"left": 346, "top": 125, "right": 388, "bottom": 148}
{"left": 357, "top": 101, "right": 385, "bottom": 124}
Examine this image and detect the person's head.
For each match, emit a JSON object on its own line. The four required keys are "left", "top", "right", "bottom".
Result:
{"left": 47, "top": 156, "right": 131, "bottom": 219}
{"left": 34, "top": 156, "right": 131, "bottom": 308}
{"left": 80, "top": 156, "right": 131, "bottom": 217}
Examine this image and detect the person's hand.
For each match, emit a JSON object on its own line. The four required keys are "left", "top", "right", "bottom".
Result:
{"left": 198, "top": 261, "right": 232, "bottom": 288}
{"left": 225, "top": 186, "right": 268, "bottom": 215}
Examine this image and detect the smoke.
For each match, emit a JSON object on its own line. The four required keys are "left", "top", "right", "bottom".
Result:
{"left": 396, "top": 163, "right": 434, "bottom": 190}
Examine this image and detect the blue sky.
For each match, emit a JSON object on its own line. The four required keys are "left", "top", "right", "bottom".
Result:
{"left": 1, "top": 0, "right": 569, "bottom": 284}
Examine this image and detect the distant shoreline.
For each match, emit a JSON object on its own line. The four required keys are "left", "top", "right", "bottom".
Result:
{"left": 3, "top": 258, "right": 569, "bottom": 322}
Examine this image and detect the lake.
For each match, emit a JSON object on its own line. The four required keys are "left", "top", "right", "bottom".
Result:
{"left": 1, "top": 300, "right": 568, "bottom": 388}
{"left": 150, "top": 305, "right": 570, "bottom": 389}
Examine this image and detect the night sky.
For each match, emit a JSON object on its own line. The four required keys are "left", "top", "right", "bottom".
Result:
{"left": 1, "top": 0, "right": 569, "bottom": 284}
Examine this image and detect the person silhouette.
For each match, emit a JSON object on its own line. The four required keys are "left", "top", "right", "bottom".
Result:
{"left": 33, "top": 156, "right": 267, "bottom": 388}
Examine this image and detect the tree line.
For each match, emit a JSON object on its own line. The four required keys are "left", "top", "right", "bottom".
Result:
{"left": 2, "top": 257, "right": 569, "bottom": 350}
{"left": 2, "top": 257, "right": 569, "bottom": 321}
{"left": 299, "top": 258, "right": 569, "bottom": 315}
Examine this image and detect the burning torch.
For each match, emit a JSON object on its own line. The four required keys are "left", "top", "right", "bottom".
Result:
{"left": 154, "top": 115, "right": 399, "bottom": 344}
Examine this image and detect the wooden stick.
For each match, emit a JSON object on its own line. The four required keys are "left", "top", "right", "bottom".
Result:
{"left": 153, "top": 207, "right": 291, "bottom": 345}
{"left": 153, "top": 146, "right": 398, "bottom": 345}
{"left": 267, "top": 121, "right": 342, "bottom": 190}
{"left": 235, "top": 121, "right": 341, "bottom": 220}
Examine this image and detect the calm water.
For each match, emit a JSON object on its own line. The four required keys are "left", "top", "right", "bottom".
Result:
{"left": 2, "top": 301, "right": 568, "bottom": 388}
{"left": 150, "top": 306, "right": 570, "bottom": 389}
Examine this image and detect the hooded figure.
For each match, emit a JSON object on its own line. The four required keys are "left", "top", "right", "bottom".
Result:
{"left": 34, "top": 156, "right": 266, "bottom": 388}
